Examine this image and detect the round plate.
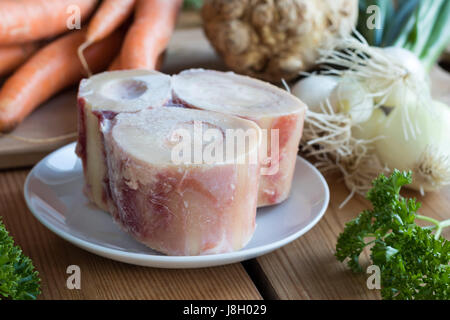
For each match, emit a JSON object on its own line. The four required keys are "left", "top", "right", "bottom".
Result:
{"left": 24, "top": 142, "right": 329, "bottom": 268}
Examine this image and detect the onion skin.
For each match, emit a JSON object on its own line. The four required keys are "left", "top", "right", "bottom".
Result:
{"left": 382, "top": 47, "right": 426, "bottom": 82}
{"left": 352, "top": 108, "right": 386, "bottom": 141}
{"left": 375, "top": 47, "right": 428, "bottom": 108}
{"left": 291, "top": 75, "right": 338, "bottom": 112}
{"left": 329, "top": 78, "right": 374, "bottom": 124}
{"left": 375, "top": 100, "right": 450, "bottom": 192}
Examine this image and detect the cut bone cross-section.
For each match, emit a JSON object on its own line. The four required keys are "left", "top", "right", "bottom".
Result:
{"left": 172, "top": 69, "right": 307, "bottom": 207}
{"left": 103, "top": 107, "right": 262, "bottom": 255}
{"left": 76, "top": 70, "right": 172, "bottom": 211}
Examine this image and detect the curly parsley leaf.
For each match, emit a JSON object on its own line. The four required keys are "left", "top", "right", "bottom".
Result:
{"left": 374, "top": 227, "right": 449, "bottom": 299}
{"left": 336, "top": 170, "right": 450, "bottom": 299}
{"left": 0, "top": 218, "right": 41, "bottom": 300}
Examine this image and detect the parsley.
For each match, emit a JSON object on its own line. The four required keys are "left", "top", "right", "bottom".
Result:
{"left": 0, "top": 218, "right": 41, "bottom": 300}
{"left": 336, "top": 170, "right": 450, "bottom": 299}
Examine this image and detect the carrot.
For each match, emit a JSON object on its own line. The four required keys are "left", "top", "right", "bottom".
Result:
{"left": 109, "top": 52, "right": 165, "bottom": 71}
{"left": 0, "top": 0, "right": 97, "bottom": 45}
{"left": 0, "top": 43, "right": 38, "bottom": 76}
{"left": 78, "top": 0, "right": 135, "bottom": 75}
{"left": 119, "top": 0, "right": 182, "bottom": 70}
{"left": 0, "top": 30, "right": 122, "bottom": 132}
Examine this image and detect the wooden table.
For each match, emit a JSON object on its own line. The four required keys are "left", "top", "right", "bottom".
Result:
{"left": 1, "top": 168, "right": 448, "bottom": 300}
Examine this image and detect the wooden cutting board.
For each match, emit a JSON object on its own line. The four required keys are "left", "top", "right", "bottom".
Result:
{"left": 0, "top": 28, "right": 449, "bottom": 169}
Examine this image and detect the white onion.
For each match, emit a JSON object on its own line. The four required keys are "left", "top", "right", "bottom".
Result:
{"left": 382, "top": 47, "right": 426, "bottom": 82}
{"left": 375, "top": 100, "right": 450, "bottom": 191}
{"left": 352, "top": 108, "right": 386, "bottom": 141}
{"left": 298, "top": 36, "right": 448, "bottom": 197}
{"left": 291, "top": 75, "right": 338, "bottom": 112}
{"left": 374, "top": 83, "right": 418, "bottom": 108}
{"left": 329, "top": 78, "right": 374, "bottom": 124}
{"left": 374, "top": 47, "right": 428, "bottom": 108}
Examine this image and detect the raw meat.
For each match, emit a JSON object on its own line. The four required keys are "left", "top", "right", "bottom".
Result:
{"left": 102, "top": 107, "right": 261, "bottom": 255}
{"left": 172, "top": 69, "right": 307, "bottom": 206}
{"left": 76, "top": 70, "right": 171, "bottom": 211}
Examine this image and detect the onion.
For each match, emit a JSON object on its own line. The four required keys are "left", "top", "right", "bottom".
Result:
{"left": 299, "top": 36, "right": 448, "bottom": 199}
{"left": 372, "top": 47, "right": 428, "bottom": 108}
{"left": 352, "top": 108, "right": 386, "bottom": 141}
{"left": 329, "top": 78, "right": 374, "bottom": 124}
{"left": 375, "top": 100, "right": 450, "bottom": 192}
{"left": 382, "top": 47, "right": 427, "bottom": 83}
{"left": 291, "top": 75, "right": 338, "bottom": 112}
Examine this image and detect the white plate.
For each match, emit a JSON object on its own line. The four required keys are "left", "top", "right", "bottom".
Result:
{"left": 24, "top": 142, "right": 329, "bottom": 268}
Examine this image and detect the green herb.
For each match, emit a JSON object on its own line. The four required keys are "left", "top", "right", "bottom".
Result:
{"left": 357, "top": 0, "right": 450, "bottom": 72}
{"left": 336, "top": 170, "right": 450, "bottom": 300}
{"left": 0, "top": 218, "right": 41, "bottom": 300}
{"left": 183, "top": 0, "right": 203, "bottom": 10}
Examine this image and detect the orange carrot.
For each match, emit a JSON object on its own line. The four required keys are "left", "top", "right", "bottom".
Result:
{"left": 78, "top": 0, "right": 135, "bottom": 75}
{"left": 0, "top": 30, "right": 122, "bottom": 132}
{"left": 86, "top": 0, "right": 135, "bottom": 43}
{"left": 0, "top": 43, "right": 38, "bottom": 76}
{"left": 109, "top": 52, "right": 165, "bottom": 71}
{"left": 0, "top": 0, "right": 97, "bottom": 45}
{"left": 119, "top": 0, "right": 182, "bottom": 70}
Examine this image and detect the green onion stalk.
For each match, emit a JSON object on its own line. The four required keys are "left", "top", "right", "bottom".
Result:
{"left": 357, "top": 0, "right": 450, "bottom": 72}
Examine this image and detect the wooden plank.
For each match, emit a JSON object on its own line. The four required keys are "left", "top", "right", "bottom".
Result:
{"left": 251, "top": 174, "right": 450, "bottom": 300}
{"left": 0, "top": 170, "right": 262, "bottom": 300}
{"left": 0, "top": 90, "right": 78, "bottom": 169}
